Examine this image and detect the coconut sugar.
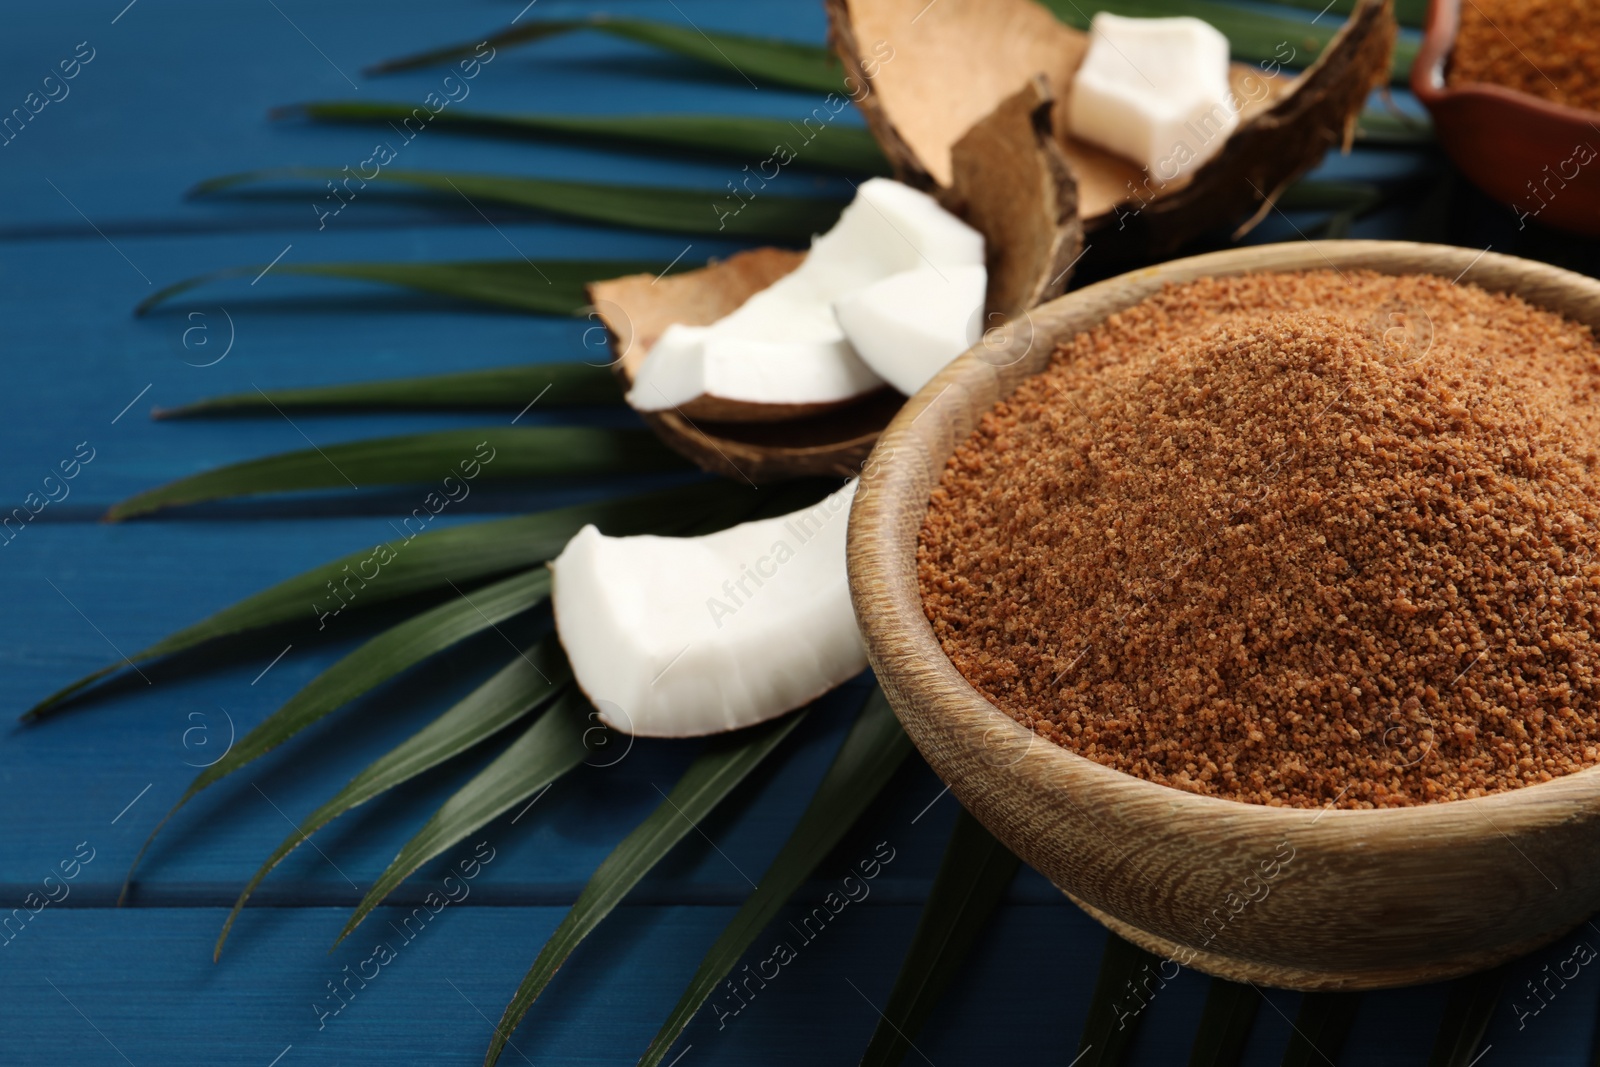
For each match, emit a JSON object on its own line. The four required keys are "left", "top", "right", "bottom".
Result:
{"left": 918, "top": 270, "right": 1600, "bottom": 808}
{"left": 1449, "top": 0, "right": 1600, "bottom": 112}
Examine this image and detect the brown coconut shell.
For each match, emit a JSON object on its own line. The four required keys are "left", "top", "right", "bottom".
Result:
{"left": 589, "top": 85, "right": 1084, "bottom": 482}
{"left": 588, "top": 247, "right": 869, "bottom": 424}
{"left": 827, "top": 0, "right": 1085, "bottom": 192}
{"left": 589, "top": 249, "right": 896, "bottom": 482}
{"left": 1111, "top": 0, "right": 1397, "bottom": 254}
{"left": 827, "top": 0, "right": 1396, "bottom": 253}
{"left": 944, "top": 76, "right": 1082, "bottom": 319}
{"left": 599, "top": 0, "right": 1392, "bottom": 484}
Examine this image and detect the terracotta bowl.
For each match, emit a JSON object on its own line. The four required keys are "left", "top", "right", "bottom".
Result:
{"left": 847, "top": 240, "right": 1600, "bottom": 990}
{"left": 1412, "top": 0, "right": 1600, "bottom": 235}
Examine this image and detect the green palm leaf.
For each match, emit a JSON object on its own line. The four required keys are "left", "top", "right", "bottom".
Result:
{"left": 484, "top": 709, "right": 808, "bottom": 1067}
{"left": 215, "top": 633, "right": 572, "bottom": 959}
{"left": 284, "top": 103, "right": 890, "bottom": 174}
{"left": 137, "top": 258, "right": 669, "bottom": 317}
{"left": 638, "top": 687, "right": 914, "bottom": 1067}
{"left": 1277, "top": 180, "right": 1386, "bottom": 214}
{"left": 158, "top": 363, "right": 623, "bottom": 418}
{"left": 370, "top": 5, "right": 1413, "bottom": 93}
{"left": 1281, "top": 992, "right": 1361, "bottom": 1067}
{"left": 105, "top": 427, "right": 686, "bottom": 521}
{"left": 334, "top": 686, "right": 594, "bottom": 945}
{"left": 1077, "top": 934, "right": 1164, "bottom": 1067}
{"left": 1353, "top": 111, "right": 1433, "bottom": 147}
{"left": 367, "top": 17, "right": 845, "bottom": 94}
{"left": 121, "top": 567, "right": 554, "bottom": 901}
{"left": 25, "top": 480, "right": 752, "bottom": 719}
{"left": 140, "top": 179, "right": 1406, "bottom": 326}
{"left": 1429, "top": 967, "right": 1506, "bottom": 1067}
{"left": 1041, "top": 0, "right": 1414, "bottom": 82}
{"left": 1272, "top": 0, "right": 1425, "bottom": 24}
{"left": 1188, "top": 980, "right": 1261, "bottom": 1067}
{"left": 859, "top": 806, "right": 1020, "bottom": 1067}
{"left": 190, "top": 168, "right": 845, "bottom": 241}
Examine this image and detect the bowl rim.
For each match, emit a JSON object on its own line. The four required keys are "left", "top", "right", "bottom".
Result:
{"left": 1411, "top": 0, "right": 1600, "bottom": 123}
{"left": 848, "top": 238, "right": 1600, "bottom": 836}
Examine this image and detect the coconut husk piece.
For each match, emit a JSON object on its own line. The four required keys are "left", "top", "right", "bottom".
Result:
{"left": 590, "top": 82, "right": 1081, "bottom": 483}
{"left": 595, "top": 248, "right": 803, "bottom": 372}
{"left": 944, "top": 76, "right": 1082, "bottom": 319}
{"left": 827, "top": 0, "right": 1085, "bottom": 192}
{"left": 591, "top": 247, "right": 877, "bottom": 424}
{"left": 828, "top": 0, "right": 1396, "bottom": 258}
{"left": 589, "top": 249, "right": 894, "bottom": 482}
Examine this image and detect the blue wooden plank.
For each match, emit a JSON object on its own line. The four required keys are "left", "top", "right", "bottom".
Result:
{"left": 0, "top": 517, "right": 982, "bottom": 901}
{"left": 0, "top": 0, "right": 854, "bottom": 233}
{"left": 0, "top": 0, "right": 1425, "bottom": 245}
{"left": 1, "top": 515, "right": 1062, "bottom": 911}
{"left": 0, "top": 0, "right": 1594, "bottom": 1064}
{"left": 0, "top": 0, "right": 1433, "bottom": 514}
{"left": 0, "top": 224, "right": 752, "bottom": 511}
{"left": 1, "top": 902, "right": 1103, "bottom": 1066}
{"left": 6, "top": 906, "right": 1595, "bottom": 1065}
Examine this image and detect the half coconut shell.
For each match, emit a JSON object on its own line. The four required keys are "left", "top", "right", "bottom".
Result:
{"left": 589, "top": 86, "right": 1083, "bottom": 482}
{"left": 589, "top": 249, "right": 898, "bottom": 482}
{"left": 589, "top": 247, "right": 881, "bottom": 424}
{"left": 828, "top": 0, "right": 1396, "bottom": 251}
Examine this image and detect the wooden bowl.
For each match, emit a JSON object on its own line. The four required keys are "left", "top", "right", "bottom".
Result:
{"left": 1412, "top": 0, "right": 1600, "bottom": 236}
{"left": 847, "top": 240, "right": 1600, "bottom": 990}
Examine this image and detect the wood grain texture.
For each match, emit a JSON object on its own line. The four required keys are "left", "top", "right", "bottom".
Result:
{"left": 0, "top": 902, "right": 1116, "bottom": 1067}
{"left": 848, "top": 240, "right": 1600, "bottom": 990}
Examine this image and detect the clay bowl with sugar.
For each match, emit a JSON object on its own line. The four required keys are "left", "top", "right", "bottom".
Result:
{"left": 1412, "top": 0, "right": 1600, "bottom": 235}
{"left": 847, "top": 240, "right": 1600, "bottom": 990}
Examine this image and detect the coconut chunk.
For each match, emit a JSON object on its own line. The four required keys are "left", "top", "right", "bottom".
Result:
{"left": 829, "top": 0, "right": 1394, "bottom": 256}
{"left": 834, "top": 265, "right": 986, "bottom": 396}
{"left": 590, "top": 249, "right": 904, "bottom": 482}
{"left": 629, "top": 324, "right": 876, "bottom": 414}
{"left": 1068, "top": 14, "right": 1238, "bottom": 177}
{"left": 549, "top": 482, "right": 866, "bottom": 737}
{"left": 625, "top": 178, "right": 982, "bottom": 418}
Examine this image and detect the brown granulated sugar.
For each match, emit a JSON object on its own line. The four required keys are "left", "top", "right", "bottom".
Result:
{"left": 918, "top": 270, "right": 1600, "bottom": 808}
{"left": 1448, "top": 0, "right": 1600, "bottom": 112}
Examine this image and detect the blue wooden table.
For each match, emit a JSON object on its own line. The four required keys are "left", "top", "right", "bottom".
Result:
{"left": 3, "top": 2, "right": 1598, "bottom": 1064}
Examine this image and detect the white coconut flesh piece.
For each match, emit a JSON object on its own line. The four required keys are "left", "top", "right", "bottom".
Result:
{"left": 1067, "top": 14, "right": 1239, "bottom": 178}
{"left": 833, "top": 264, "right": 988, "bottom": 397}
{"left": 549, "top": 481, "right": 866, "bottom": 737}
{"left": 625, "top": 178, "right": 983, "bottom": 416}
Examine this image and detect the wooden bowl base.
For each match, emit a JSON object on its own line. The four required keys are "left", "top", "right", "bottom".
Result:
{"left": 1062, "top": 889, "right": 1579, "bottom": 991}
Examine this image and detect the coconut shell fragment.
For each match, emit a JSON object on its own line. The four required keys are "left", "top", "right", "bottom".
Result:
{"left": 827, "top": 0, "right": 1084, "bottom": 191}
{"left": 587, "top": 85, "right": 1083, "bottom": 484}
{"left": 588, "top": 250, "right": 894, "bottom": 482}
{"left": 591, "top": 248, "right": 861, "bottom": 424}
{"left": 945, "top": 76, "right": 1082, "bottom": 320}
{"left": 591, "top": 0, "right": 1395, "bottom": 484}
{"left": 828, "top": 0, "right": 1397, "bottom": 254}
{"left": 1110, "top": 0, "right": 1397, "bottom": 254}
